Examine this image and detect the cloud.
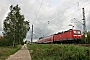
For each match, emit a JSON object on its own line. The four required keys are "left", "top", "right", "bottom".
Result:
{"left": 87, "top": 13, "right": 90, "bottom": 31}
{"left": 0, "top": 0, "right": 90, "bottom": 40}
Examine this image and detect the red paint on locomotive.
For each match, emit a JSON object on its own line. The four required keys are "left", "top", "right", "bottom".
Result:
{"left": 37, "top": 29, "right": 82, "bottom": 43}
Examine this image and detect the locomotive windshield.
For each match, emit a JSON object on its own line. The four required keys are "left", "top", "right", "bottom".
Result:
{"left": 74, "top": 30, "right": 81, "bottom": 34}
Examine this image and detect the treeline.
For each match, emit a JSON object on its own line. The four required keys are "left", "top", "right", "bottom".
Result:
{"left": 0, "top": 5, "right": 30, "bottom": 47}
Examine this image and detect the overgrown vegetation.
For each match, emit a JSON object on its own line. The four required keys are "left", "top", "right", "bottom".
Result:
{"left": 28, "top": 44, "right": 90, "bottom": 60}
{"left": 0, "top": 45, "right": 21, "bottom": 60}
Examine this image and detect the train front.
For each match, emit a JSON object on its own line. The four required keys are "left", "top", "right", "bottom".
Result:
{"left": 72, "top": 30, "right": 82, "bottom": 42}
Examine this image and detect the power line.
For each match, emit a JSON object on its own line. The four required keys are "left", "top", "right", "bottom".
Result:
{"left": 33, "top": 0, "right": 43, "bottom": 24}
{"left": 30, "top": 0, "right": 43, "bottom": 40}
{"left": 35, "top": 1, "right": 90, "bottom": 35}
{"left": 51, "top": 1, "right": 90, "bottom": 26}
{"left": 32, "top": 0, "right": 90, "bottom": 39}
{"left": 48, "top": 3, "right": 77, "bottom": 21}
{"left": 49, "top": 0, "right": 88, "bottom": 21}
{"left": 34, "top": 0, "right": 89, "bottom": 29}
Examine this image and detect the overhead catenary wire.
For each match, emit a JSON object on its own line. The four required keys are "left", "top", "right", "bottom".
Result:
{"left": 33, "top": 0, "right": 89, "bottom": 28}
{"left": 48, "top": 0, "right": 89, "bottom": 22}
{"left": 30, "top": 0, "right": 43, "bottom": 39}
{"left": 48, "top": 0, "right": 90, "bottom": 29}
{"left": 32, "top": 0, "right": 90, "bottom": 39}
{"left": 32, "top": 0, "right": 43, "bottom": 25}
{"left": 32, "top": 0, "right": 80, "bottom": 27}
{"left": 35, "top": 0, "right": 90, "bottom": 31}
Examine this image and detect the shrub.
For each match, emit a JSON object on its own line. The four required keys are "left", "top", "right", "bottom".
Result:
{"left": 0, "top": 38, "right": 13, "bottom": 46}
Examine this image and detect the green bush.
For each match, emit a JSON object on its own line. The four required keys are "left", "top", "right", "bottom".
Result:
{"left": 21, "top": 42, "right": 24, "bottom": 45}
{"left": 0, "top": 38, "right": 13, "bottom": 46}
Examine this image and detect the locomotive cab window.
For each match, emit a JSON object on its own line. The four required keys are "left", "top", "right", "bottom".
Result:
{"left": 74, "top": 31, "right": 80, "bottom": 34}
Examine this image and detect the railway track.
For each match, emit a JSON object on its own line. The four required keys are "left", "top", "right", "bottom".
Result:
{"left": 75, "top": 44, "right": 90, "bottom": 47}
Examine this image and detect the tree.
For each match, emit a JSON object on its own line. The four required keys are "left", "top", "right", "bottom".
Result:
{"left": 3, "top": 5, "right": 30, "bottom": 46}
{"left": 39, "top": 37, "right": 44, "bottom": 40}
{"left": 81, "top": 31, "right": 90, "bottom": 44}
{"left": 87, "top": 31, "right": 90, "bottom": 43}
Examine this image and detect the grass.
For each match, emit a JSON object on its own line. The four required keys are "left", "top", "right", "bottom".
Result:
{"left": 28, "top": 44, "right": 90, "bottom": 60}
{"left": 0, "top": 45, "right": 22, "bottom": 60}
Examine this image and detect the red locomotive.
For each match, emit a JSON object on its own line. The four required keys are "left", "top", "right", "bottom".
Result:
{"left": 37, "top": 29, "right": 82, "bottom": 43}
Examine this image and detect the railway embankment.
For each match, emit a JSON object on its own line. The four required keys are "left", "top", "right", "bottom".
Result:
{"left": 28, "top": 44, "right": 90, "bottom": 60}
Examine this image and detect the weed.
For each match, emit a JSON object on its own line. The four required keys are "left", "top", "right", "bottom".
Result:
{"left": 28, "top": 44, "right": 90, "bottom": 60}
{"left": 0, "top": 45, "right": 21, "bottom": 60}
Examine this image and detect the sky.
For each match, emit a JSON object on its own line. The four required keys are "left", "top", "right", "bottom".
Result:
{"left": 0, "top": 0, "right": 90, "bottom": 41}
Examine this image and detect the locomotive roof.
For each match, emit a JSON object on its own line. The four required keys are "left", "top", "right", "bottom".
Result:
{"left": 54, "top": 29, "right": 81, "bottom": 35}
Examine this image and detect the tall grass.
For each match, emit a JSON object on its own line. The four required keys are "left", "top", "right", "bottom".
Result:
{"left": 0, "top": 45, "right": 21, "bottom": 60}
{"left": 28, "top": 44, "right": 90, "bottom": 60}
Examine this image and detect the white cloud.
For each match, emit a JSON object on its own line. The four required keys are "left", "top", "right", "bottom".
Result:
{"left": 0, "top": 0, "right": 90, "bottom": 40}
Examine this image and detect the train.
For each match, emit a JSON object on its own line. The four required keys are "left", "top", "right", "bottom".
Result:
{"left": 37, "top": 29, "right": 82, "bottom": 44}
